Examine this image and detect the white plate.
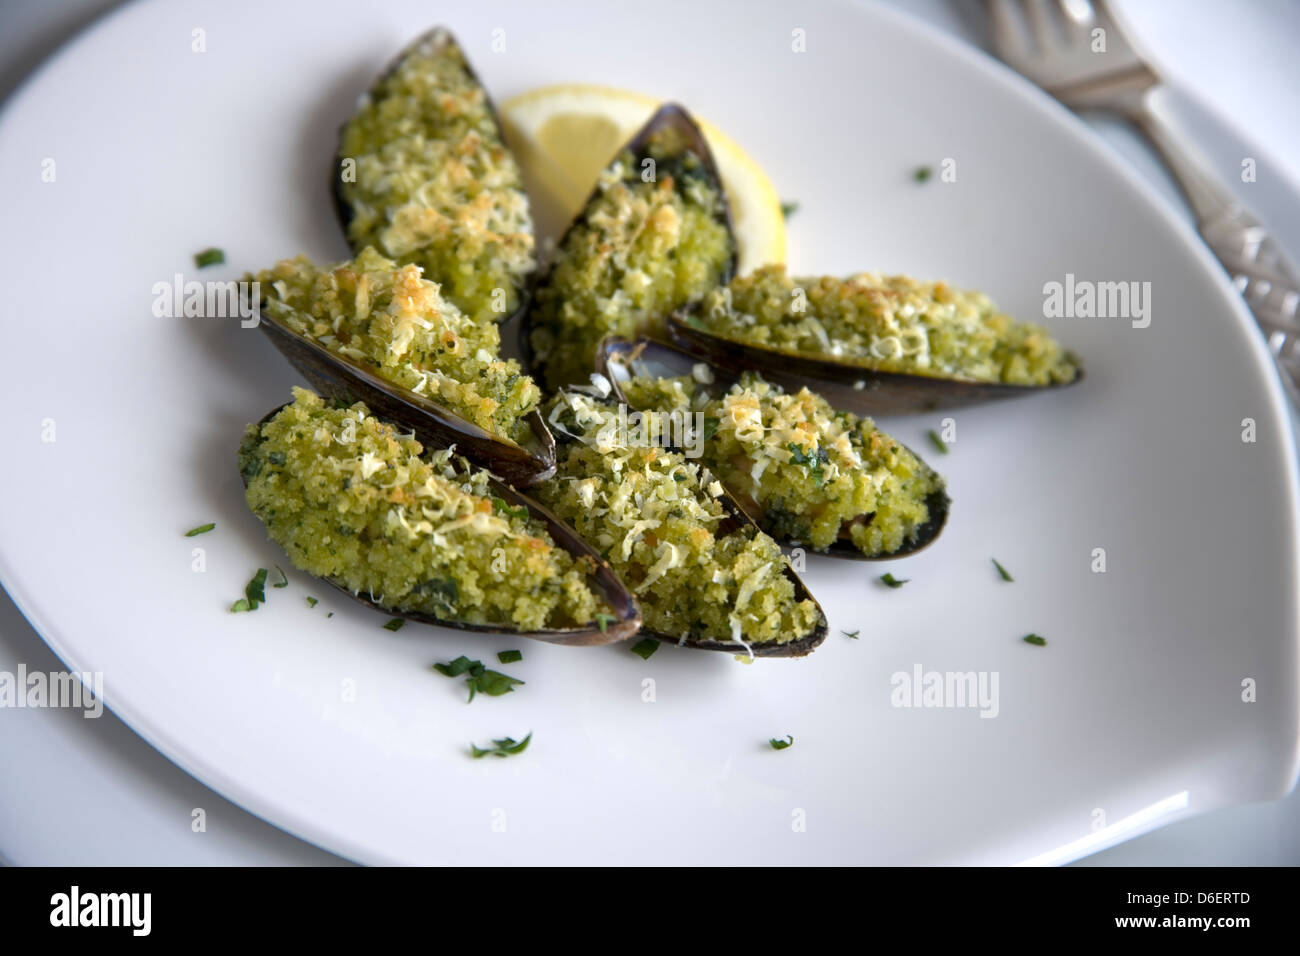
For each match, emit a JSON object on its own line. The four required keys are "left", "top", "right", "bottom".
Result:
{"left": 1, "top": 0, "right": 1296, "bottom": 865}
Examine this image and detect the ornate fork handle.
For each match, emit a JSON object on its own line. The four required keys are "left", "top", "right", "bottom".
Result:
{"left": 1134, "top": 99, "right": 1300, "bottom": 395}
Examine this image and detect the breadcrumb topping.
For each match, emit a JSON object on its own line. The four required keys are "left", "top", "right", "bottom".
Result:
{"left": 339, "top": 31, "right": 535, "bottom": 324}
{"left": 253, "top": 248, "right": 540, "bottom": 443}
{"left": 622, "top": 372, "right": 945, "bottom": 555}
{"left": 528, "top": 124, "right": 734, "bottom": 389}
{"left": 239, "top": 388, "right": 602, "bottom": 629}
{"left": 698, "top": 265, "right": 1080, "bottom": 386}
{"left": 535, "top": 392, "right": 818, "bottom": 646}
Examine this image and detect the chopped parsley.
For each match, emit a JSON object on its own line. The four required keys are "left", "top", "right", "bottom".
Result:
{"left": 630, "top": 638, "right": 659, "bottom": 660}
{"left": 382, "top": 617, "right": 405, "bottom": 632}
{"left": 272, "top": 565, "right": 289, "bottom": 588}
{"left": 927, "top": 429, "right": 949, "bottom": 454}
{"left": 497, "top": 649, "right": 523, "bottom": 664}
{"left": 435, "top": 655, "right": 479, "bottom": 678}
{"left": 414, "top": 577, "right": 460, "bottom": 614}
{"left": 244, "top": 568, "right": 268, "bottom": 608}
{"left": 470, "top": 732, "right": 532, "bottom": 759}
{"left": 769, "top": 735, "right": 794, "bottom": 751}
{"left": 434, "top": 655, "right": 524, "bottom": 702}
{"left": 780, "top": 200, "right": 800, "bottom": 219}
{"left": 788, "top": 442, "right": 829, "bottom": 485}
{"left": 491, "top": 496, "right": 529, "bottom": 520}
{"left": 194, "top": 247, "right": 225, "bottom": 268}
{"left": 1023, "top": 634, "right": 1047, "bottom": 647}
{"left": 992, "top": 559, "right": 1014, "bottom": 582}
{"left": 184, "top": 523, "right": 215, "bottom": 537}
{"left": 229, "top": 598, "right": 251, "bottom": 613}
{"left": 473, "top": 670, "right": 524, "bottom": 698}
{"left": 913, "top": 166, "right": 932, "bottom": 183}
{"left": 841, "top": 629, "right": 860, "bottom": 639}
{"left": 879, "top": 572, "right": 909, "bottom": 589}
{"left": 305, "top": 596, "right": 319, "bottom": 608}
{"left": 595, "top": 613, "right": 617, "bottom": 634}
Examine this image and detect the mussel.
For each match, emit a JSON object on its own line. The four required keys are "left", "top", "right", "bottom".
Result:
{"left": 597, "top": 336, "right": 949, "bottom": 560}
{"left": 668, "top": 266, "right": 1083, "bottom": 414}
{"left": 661, "top": 486, "right": 828, "bottom": 657}
{"left": 533, "top": 389, "right": 828, "bottom": 657}
{"left": 332, "top": 27, "right": 535, "bottom": 325}
{"left": 251, "top": 250, "right": 555, "bottom": 488}
{"left": 520, "top": 103, "right": 737, "bottom": 391}
{"left": 239, "top": 390, "right": 640, "bottom": 646}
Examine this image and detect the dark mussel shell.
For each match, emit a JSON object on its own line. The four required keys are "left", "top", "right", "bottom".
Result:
{"left": 257, "top": 303, "right": 555, "bottom": 488}
{"left": 519, "top": 102, "right": 737, "bottom": 381}
{"left": 652, "top": 484, "right": 828, "bottom": 657}
{"left": 241, "top": 405, "right": 640, "bottom": 646}
{"left": 596, "top": 335, "right": 950, "bottom": 559}
{"left": 667, "top": 307, "right": 1083, "bottom": 416}
{"left": 331, "top": 26, "right": 532, "bottom": 324}
{"left": 545, "top": 391, "right": 828, "bottom": 657}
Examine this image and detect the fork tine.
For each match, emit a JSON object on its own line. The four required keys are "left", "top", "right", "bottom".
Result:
{"left": 986, "top": 0, "right": 1028, "bottom": 52}
{"left": 1090, "top": 0, "right": 1124, "bottom": 36}
{"left": 1022, "top": 0, "right": 1062, "bottom": 50}
{"left": 1056, "top": 0, "right": 1096, "bottom": 36}
{"left": 986, "top": 0, "right": 1154, "bottom": 102}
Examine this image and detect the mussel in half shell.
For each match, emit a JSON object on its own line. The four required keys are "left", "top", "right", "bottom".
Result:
{"left": 251, "top": 248, "right": 555, "bottom": 487}
{"left": 238, "top": 389, "right": 639, "bottom": 645}
{"left": 521, "top": 103, "right": 737, "bottom": 391}
{"left": 597, "top": 336, "right": 949, "bottom": 559}
{"left": 669, "top": 265, "right": 1083, "bottom": 414}
{"left": 533, "top": 389, "right": 828, "bottom": 657}
{"left": 333, "top": 27, "right": 535, "bottom": 325}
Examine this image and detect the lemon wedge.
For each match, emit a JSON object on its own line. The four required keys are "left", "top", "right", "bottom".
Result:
{"left": 501, "top": 84, "right": 786, "bottom": 273}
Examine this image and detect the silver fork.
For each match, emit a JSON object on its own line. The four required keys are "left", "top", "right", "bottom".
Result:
{"left": 987, "top": 0, "right": 1300, "bottom": 401}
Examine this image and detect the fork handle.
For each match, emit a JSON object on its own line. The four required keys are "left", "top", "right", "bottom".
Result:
{"left": 1132, "top": 93, "right": 1300, "bottom": 400}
